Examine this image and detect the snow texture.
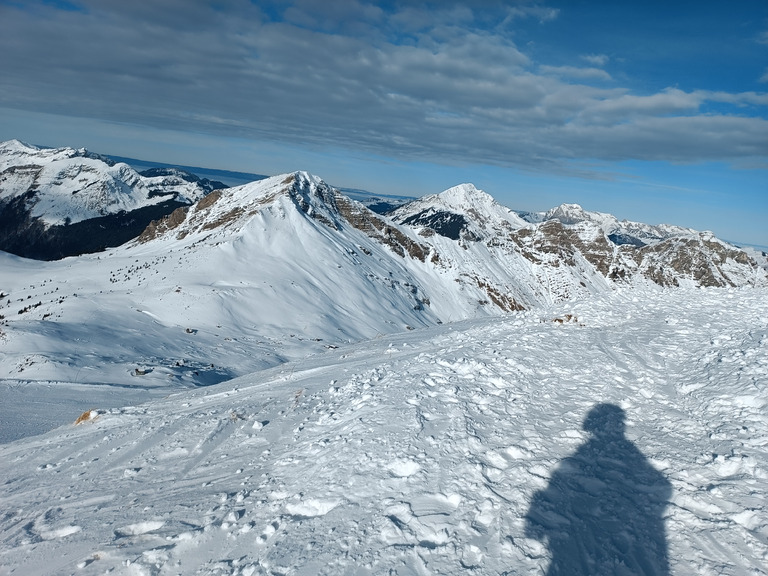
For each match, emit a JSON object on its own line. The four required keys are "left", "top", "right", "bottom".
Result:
{"left": 0, "top": 287, "right": 766, "bottom": 575}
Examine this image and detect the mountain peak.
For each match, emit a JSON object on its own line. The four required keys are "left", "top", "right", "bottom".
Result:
{"left": 391, "top": 183, "right": 528, "bottom": 242}
{"left": 545, "top": 203, "right": 590, "bottom": 222}
{"left": 134, "top": 171, "right": 346, "bottom": 244}
{"left": 437, "top": 183, "right": 495, "bottom": 208}
{"left": 0, "top": 139, "right": 35, "bottom": 152}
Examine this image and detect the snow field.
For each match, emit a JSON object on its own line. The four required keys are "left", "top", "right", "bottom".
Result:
{"left": 0, "top": 287, "right": 766, "bottom": 575}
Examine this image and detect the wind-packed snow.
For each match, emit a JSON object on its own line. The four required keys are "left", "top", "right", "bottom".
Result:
{"left": 0, "top": 286, "right": 766, "bottom": 575}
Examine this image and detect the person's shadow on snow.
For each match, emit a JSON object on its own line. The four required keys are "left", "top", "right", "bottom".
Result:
{"left": 525, "top": 404, "right": 671, "bottom": 575}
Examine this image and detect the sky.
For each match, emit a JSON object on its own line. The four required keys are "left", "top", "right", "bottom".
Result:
{"left": 0, "top": 0, "right": 766, "bottom": 246}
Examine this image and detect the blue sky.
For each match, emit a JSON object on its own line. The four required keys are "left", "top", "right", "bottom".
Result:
{"left": 1, "top": 0, "right": 766, "bottom": 245}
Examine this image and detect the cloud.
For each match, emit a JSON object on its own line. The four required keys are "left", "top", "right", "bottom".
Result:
{"left": 283, "top": 0, "right": 385, "bottom": 35}
{"left": 502, "top": 4, "right": 560, "bottom": 23}
{"left": 0, "top": 0, "right": 765, "bottom": 175}
{"left": 696, "top": 90, "right": 768, "bottom": 106}
{"left": 539, "top": 65, "right": 612, "bottom": 81}
{"left": 581, "top": 53, "right": 609, "bottom": 66}
{"left": 761, "top": 68, "right": 768, "bottom": 83}
{"left": 577, "top": 88, "right": 701, "bottom": 123}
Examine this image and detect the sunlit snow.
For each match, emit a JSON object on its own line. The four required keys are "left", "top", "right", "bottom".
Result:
{"left": 0, "top": 288, "right": 766, "bottom": 575}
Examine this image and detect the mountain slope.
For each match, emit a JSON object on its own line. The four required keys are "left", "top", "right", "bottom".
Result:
{"left": 0, "top": 140, "right": 225, "bottom": 259}
{"left": 0, "top": 173, "right": 443, "bottom": 395}
{"left": 0, "top": 287, "right": 765, "bottom": 575}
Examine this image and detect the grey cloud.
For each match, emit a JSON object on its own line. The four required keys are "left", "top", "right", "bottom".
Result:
{"left": 283, "top": 0, "right": 385, "bottom": 35}
{"left": 575, "top": 89, "right": 701, "bottom": 125}
{"left": 0, "top": 0, "right": 766, "bottom": 174}
{"left": 559, "top": 116, "right": 768, "bottom": 162}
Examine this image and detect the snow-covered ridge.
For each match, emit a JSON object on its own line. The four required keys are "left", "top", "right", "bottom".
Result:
{"left": 388, "top": 188, "right": 765, "bottom": 303}
{"left": 136, "top": 171, "right": 433, "bottom": 268}
{"left": 0, "top": 138, "right": 99, "bottom": 167}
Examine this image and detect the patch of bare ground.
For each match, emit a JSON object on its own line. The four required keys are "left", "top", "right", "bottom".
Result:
{"left": 137, "top": 206, "right": 188, "bottom": 243}
{"left": 548, "top": 313, "right": 583, "bottom": 325}
{"left": 195, "top": 189, "right": 222, "bottom": 211}
{"left": 201, "top": 206, "right": 246, "bottom": 231}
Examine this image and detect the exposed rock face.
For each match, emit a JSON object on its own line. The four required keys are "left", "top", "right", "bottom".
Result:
{"left": 632, "top": 235, "right": 756, "bottom": 288}
{"left": 508, "top": 211, "right": 760, "bottom": 289}
{"left": 335, "top": 193, "right": 430, "bottom": 262}
{"left": 136, "top": 206, "right": 189, "bottom": 243}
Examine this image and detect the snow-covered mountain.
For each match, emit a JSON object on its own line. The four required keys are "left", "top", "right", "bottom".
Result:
{"left": 0, "top": 140, "right": 225, "bottom": 259}
{"left": 0, "top": 172, "right": 441, "bottom": 397}
{"left": 1, "top": 171, "right": 765, "bottom": 396}
{"left": 390, "top": 183, "right": 765, "bottom": 308}
{"left": 530, "top": 202, "right": 696, "bottom": 245}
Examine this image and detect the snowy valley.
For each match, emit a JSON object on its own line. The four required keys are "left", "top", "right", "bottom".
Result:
{"left": 0, "top": 141, "right": 766, "bottom": 575}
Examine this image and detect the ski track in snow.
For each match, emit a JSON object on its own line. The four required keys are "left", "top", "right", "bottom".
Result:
{"left": 0, "top": 288, "right": 766, "bottom": 575}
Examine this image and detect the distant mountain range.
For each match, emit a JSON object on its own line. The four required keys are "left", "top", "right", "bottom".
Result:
{"left": 0, "top": 141, "right": 418, "bottom": 259}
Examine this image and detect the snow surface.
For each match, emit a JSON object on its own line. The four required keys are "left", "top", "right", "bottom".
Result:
{"left": 1, "top": 286, "right": 766, "bottom": 575}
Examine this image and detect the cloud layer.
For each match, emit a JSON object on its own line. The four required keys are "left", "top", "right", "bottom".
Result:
{"left": 1, "top": 0, "right": 766, "bottom": 173}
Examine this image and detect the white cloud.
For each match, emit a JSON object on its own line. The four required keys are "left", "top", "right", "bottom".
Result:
{"left": 503, "top": 4, "right": 560, "bottom": 23}
{"left": 696, "top": 90, "right": 768, "bottom": 106}
{"left": 581, "top": 53, "right": 609, "bottom": 66}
